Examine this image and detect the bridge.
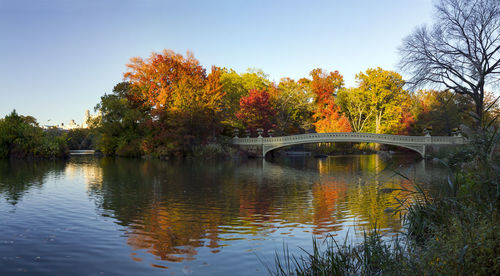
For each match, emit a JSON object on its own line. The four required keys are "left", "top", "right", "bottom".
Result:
{"left": 232, "top": 132, "right": 466, "bottom": 158}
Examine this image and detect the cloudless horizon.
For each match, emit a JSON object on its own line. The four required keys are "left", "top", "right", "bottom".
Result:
{"left": 1, "top": 0, "right": 433, "bottom": 125}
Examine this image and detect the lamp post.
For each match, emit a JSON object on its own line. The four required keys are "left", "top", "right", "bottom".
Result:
{"left": 424, "top": 126, "right": 432, "bottom": 137}
{"left": 451, "top": 127, "right": 462, "bottom": 137}
{"left": 257, "top": 128, "right": 263, "bottom": 138}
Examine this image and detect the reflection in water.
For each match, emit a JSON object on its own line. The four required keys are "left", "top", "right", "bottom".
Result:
{"left": 0, "top": 154, "right": 446, "bottom": 274}
{"left": 0, "top": 160, "right": 65, "bottom": 205}
{"left": 65, "top": 159, "right": 103, "bottom": 189}
{"left": 311, "top": 181, "right": 346, "bottom": 234}
{"left": 82, "top": 154, "right": 439, "bottom": 266}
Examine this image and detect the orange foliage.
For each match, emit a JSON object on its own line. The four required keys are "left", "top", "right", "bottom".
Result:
{"left": 124, "top": 50, "right": 207, "bottom": 110}
{"left": 398, "top": 109, "right": 416, "bottom": 135}
{"left": 310, "top": 69, "right": 352, "bottom": 133}
{"left": 311, "top": 181, "right": 346, "bottom": 235}
{"left": 123, "top": 50, "right": 226, "bottom": 151}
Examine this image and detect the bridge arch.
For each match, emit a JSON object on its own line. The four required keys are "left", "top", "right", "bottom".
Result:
{"left": 263, "top": 139, "right": 425, "bottom": 158}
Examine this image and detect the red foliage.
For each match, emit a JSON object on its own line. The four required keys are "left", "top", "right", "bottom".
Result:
{"left": 398, "top": 110, "right": 416, "bottom": 135}
{"left": 236, "top": 89, "right": 277, "bottom": 134}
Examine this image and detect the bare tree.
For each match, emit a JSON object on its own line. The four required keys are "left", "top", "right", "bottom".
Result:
{"left": 399, "top": 0, "right": 500, "bottom": 128}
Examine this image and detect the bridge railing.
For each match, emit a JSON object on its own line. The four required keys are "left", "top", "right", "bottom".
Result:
{"left": 233, "top": 132, "right": 465, "bottom": 145}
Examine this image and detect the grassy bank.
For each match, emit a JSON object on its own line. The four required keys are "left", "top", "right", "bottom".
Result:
{"left": 267, "top": 130, "right": 499, "bottom": 275}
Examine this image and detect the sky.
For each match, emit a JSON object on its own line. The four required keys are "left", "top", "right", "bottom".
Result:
{"left": 0, "top": 0, "right": 433, "bottom": 126}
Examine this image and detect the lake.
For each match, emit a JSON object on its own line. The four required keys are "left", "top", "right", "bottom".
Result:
{"left": 0, "top": 154, "right": 446, "bottom": 275}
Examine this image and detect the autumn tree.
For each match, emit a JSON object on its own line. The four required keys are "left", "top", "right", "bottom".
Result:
{"left": 236, "top": 89, "right": 276, "bottom": 134}
{"left": 124, "top": 50, "right": 206, "bottom": 110}
{"left": 355, "top": 68, "right": 410, "bottom": 134}
{"left": 337, "top": 87, "right": 374, "bottom": 133}
{"left": 219, "top": 69, "right": 270, "bottom": 129}
{"left": 410, "top": 90, "right": 475, "bottom": 135}
{"left": 310, "top": 69, "right": 351, "bottom": 133}
{"left": 399, "top": 0, "right": 500, "bottom": 128}
{"left": 123, "top": 50, "right": 225, "bottom": 155}
{"left": 270, "top": 78, "right": 314, "bottom": 135}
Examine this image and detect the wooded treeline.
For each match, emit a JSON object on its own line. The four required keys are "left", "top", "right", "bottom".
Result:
{"left": 1, "top": 50, "right": 496, "bottom": 159}
{"left": 87, "top": 49, "right": 497, "bottom": 158}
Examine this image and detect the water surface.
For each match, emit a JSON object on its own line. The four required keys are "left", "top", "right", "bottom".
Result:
{"left": 0, "top": 155, "right": 445, "bottom": 275}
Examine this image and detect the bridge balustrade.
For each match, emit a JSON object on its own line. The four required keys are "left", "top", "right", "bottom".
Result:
{"left": 232, "top": 132, "right": 466, "bottom": 158}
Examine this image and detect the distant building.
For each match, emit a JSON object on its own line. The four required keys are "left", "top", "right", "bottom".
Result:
{"left": 59, "top": 119, "right": 79, "bottom": 130}
{"left": 83, "top": 109, "right": 91, "bottom": 128}
{"left": 43, "top": 110, "right": 100, "bottom": 130}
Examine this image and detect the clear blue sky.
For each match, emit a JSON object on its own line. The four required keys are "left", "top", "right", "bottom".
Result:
{"left": 0, "top": 0, "right": 433, "bottom": 125}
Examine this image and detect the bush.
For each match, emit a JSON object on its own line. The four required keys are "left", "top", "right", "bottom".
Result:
{"left": 190, "top": 143, "right": 237, "bottom": 160}
{"left": 115, "top": 138, "right": 143, "bottom": 157}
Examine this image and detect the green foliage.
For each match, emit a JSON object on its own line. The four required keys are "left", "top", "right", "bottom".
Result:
{"left": 94, "top": 77, "right": 231, "bottom": 158}
{"left": 91, "top": 82, "right": 146, "bottom": 157}
{"left": 115, "top": 138, "right": 143, "bottom": 157}
{"left": 66, "top": 128, "right": 95, "bottom": 150}
{"left": 0, "top": 110, "right": 68, "bottom": 159}
{"left": 405, "top": 198, "right": 499, "bottom": 275}
{"left": 401, "top": 130, "right": 499, "bottom": 273}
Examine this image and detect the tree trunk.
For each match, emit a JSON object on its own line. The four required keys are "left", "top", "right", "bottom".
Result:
{"left": 375, "top": 113, "right": 381, "bottom": 151}
{"left": 474, "top": 97, "right": 484, "bottom": 129}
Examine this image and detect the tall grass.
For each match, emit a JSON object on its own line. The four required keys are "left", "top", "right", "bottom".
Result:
{"left": 265, "top": 229, "right": 417, "bottom": 276}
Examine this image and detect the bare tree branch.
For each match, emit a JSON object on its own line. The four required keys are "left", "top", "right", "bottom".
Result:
{"left": 399, "top": 0, "right": 500, "bottom": 128}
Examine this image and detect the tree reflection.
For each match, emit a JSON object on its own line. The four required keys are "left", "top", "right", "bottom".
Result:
{"left": 84, "top": 155, "right": 440, "bottom": 264}
{"left": 311, "top": 181, "right": 346, "bottom": 234}
{"left": 0, "top": 160, "right": 65, "bottom": 205}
